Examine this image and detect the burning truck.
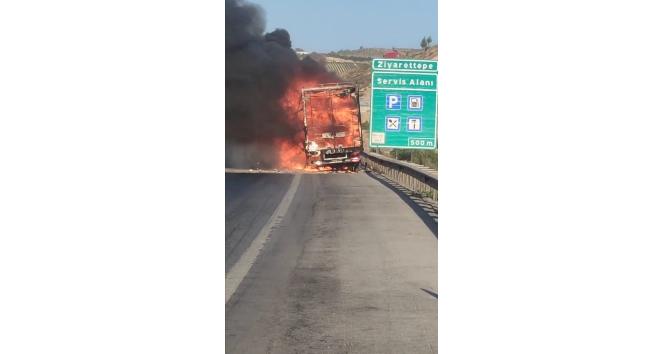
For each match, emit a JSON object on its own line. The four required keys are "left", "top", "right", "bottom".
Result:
{"left": 226, "top": 0, "right": 361, "bottom": 170}
{"left": 300, "top": 83, "right": 363, "bottom": 171}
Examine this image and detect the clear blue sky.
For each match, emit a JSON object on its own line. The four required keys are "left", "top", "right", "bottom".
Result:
{"left": 251, "top": 0, "right": 437, "bottom": 53}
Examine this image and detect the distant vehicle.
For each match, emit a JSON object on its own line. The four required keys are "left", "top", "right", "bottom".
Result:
{"left": 383, "top": 50, "right": 399, "bottom": 58}
{"left": 301, "top": 83, "right": 363, "bottom": 171}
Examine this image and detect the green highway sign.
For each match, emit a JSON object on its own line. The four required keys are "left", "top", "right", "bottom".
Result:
{"left": 369, "top": 59, "right": 438, "bottom": 149}
{"left": 372, "top": 58, "right": 438, "bottom": 72}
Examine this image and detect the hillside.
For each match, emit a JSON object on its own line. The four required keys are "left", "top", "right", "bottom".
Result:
{"left": 298, "top": 46, "right": 438, "bottom": 88}
{"left": 327, "top": 46, "right": 439, "bottom": 169}
{"left": 328, "top": 46, "right": 437, "bottom": 60}
{"left": 329, "top": 45, "right": 438, "bottom": 89}
{"left": 296, "top": 46, "right": 439, "bottom": 169}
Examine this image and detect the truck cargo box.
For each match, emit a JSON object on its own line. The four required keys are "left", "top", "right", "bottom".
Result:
{"left": 301, "top": 83, "right": 363, "bottom": 170}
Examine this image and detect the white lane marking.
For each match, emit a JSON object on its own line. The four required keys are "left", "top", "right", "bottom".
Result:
{"left": 225, "top": 173, "right": 302, "bottom": 303}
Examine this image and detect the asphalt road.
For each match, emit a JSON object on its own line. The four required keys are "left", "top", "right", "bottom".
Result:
{"left": 225, "top": 171, "right": 437, "bottom": 354}
{"left": 225, "top": 173, "right": 293, "bottom": 272}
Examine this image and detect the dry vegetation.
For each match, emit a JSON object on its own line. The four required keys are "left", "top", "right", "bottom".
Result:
{"left": 327, "top": 46, "right": 438, "bottom": 89}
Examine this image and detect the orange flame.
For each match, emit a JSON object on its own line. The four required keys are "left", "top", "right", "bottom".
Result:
{"left": 276, "top": 70, "right": 360, "bottom": 171}
{"left": 303, "top": 87, "right": 362, "bottom": 151}
{"left": 276, "top": 76, "right": 326, "bottom": 170}
{"left": 275, "top": 138, "right": 305, "bottom": 170}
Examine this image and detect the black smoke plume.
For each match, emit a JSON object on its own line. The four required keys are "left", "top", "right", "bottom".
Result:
{"left": 226, "top": 0, "right": 337, "bottom": 168}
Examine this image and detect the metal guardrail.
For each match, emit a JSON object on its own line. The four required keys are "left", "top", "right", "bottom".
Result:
{"left": 361, "top": 152, "right": 438, "bottom": 201}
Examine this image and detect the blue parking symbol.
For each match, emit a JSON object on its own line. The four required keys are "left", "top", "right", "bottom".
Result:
{"left": 385, "top": 94, "right": 401, "bottom": 110}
